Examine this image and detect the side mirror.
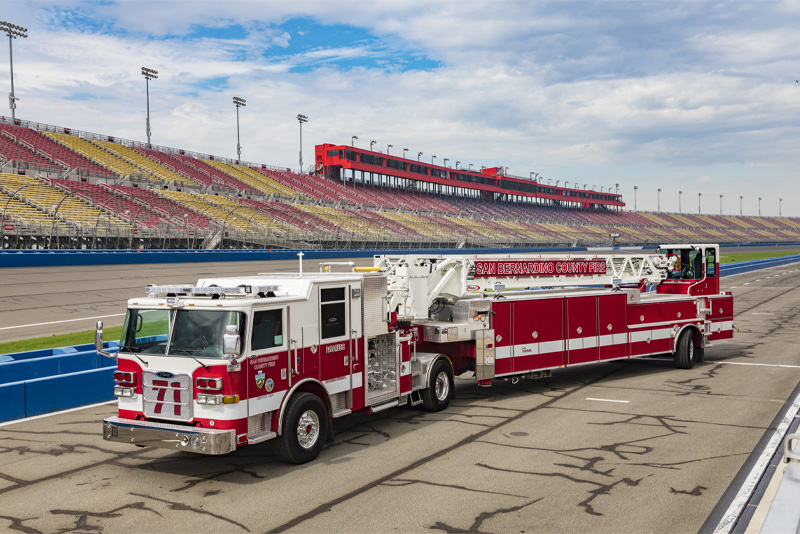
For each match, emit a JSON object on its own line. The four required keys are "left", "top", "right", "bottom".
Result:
{"left": 95, "top": 321, "right": 116, "bottom": 360}
{"left": 223, "top": 325, "right": 241, "bottom": 363}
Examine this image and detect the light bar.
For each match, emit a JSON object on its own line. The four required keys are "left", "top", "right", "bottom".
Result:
{"left": 145, "top": 284, "right": 281, "bottom": 298}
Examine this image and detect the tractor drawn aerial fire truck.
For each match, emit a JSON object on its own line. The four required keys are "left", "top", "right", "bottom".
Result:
{"left": 97, "top": 244, "right": 734, "bottom": 464}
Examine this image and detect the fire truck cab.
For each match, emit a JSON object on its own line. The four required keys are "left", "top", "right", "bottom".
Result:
{"left": 98, "top": 244, "right": 733, "bottom": 463}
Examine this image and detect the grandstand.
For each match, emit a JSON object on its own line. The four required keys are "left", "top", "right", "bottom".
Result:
{"left": 1, "top": 115, "right": 798, "bottom": 250}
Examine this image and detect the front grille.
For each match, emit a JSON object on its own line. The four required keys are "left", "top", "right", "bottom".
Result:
{"left": 142, "top": 371, "right": 192, "bottom": 422}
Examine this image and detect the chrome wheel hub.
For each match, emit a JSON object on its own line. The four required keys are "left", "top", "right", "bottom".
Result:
{"left": 434, "top": 371, "right": 449, "bottom": 401}
{"left": 297, "top": 410, "right": 320, "bottom": 449}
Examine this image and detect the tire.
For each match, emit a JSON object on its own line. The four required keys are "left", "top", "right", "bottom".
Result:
{"left": 274, "top": 393, "right": 328, "bottom": 464}
{"left": 674, "top": 330, "right": 695, "bottom": 369}
{"left": 422, "top": 359, "right": 453, "bottom": 412}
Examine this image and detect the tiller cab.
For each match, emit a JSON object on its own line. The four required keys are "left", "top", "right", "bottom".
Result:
{"left": 97, "top": 244, "right": 733, "bottom": 463}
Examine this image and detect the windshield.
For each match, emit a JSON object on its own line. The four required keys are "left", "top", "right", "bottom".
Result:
{"left": 167, "top": 309, "right": 246, "bottom": 359}
{"left": 658, "top": 247, "right": 703, "bottom": 281}
{"left": 120, "top": 308, "right": 172, "bottom": 354}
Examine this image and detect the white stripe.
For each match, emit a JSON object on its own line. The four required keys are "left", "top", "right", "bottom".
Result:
{"left": 713, "top": 389, "right": 800, "bottom": 534}
{"left": 0, "top": 313, "right": 126, "bottom": 331}
{"left": 630, "top": 330, "right": 651, "bottom": 343}
{"left": 586, "top": 397, "right": 629, "bottom": 403}
{"left": 0, "top": 400, "right": 117, "bottom": 427}
{"left": 718, "top": 361, "right": 800, "bottom": 370}
{"left": 495, "top": 346, "right": 511, "bottom": 360}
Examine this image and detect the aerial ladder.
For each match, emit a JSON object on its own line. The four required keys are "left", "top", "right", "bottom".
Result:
{"left": 375, "top": 250, "right": 676, "bottom": 320}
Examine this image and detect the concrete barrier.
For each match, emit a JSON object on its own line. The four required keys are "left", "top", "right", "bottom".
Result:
{"left": 0, "top": 343, "right": 118, "bottom": 423}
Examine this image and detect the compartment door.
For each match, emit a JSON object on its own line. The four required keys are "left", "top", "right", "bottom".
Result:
{"left": 566, "top": 296, "right": 598, "bottom": 365}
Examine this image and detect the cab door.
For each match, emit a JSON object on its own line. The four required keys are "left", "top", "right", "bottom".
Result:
{"left": 247, "top": 307, "right": 288, "bottom": 426}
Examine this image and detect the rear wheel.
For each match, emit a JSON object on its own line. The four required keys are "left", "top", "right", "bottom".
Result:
{"left": 674, "top": 330, "right": 696, "bottom": 369}
{"left": 422, "top": 359, "right": 453, "bottom": 412}
{"left": 274, "top": 393, "right": 328, "bottom": 464}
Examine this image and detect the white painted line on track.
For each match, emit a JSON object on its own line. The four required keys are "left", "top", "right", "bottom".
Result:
{"left": 717, "top": 361, "right": 800, "bottom": 369}
{"left": 0, "top": 400, "right": 117, "bottom": 427}
{"left": 0, "top": 313, "right": 125, "bottom": 331}
{"left": 586, "top": 397, "right": 630, "bottom": 403}
{"left": 751, "top": 312, "right": 775, "bottom": 315}
{"left": 713, "top": 389, "right": 800, "bottom": 534}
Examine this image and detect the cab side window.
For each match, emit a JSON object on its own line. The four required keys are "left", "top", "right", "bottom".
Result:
{"left": 705, "top": 248, "right": 716, "bottom": 277}
{"left": 251, "top": 309, "right": 283, "bottom": 350}
{"left": 321, "top": 287, "right": 347, "bottom": 339}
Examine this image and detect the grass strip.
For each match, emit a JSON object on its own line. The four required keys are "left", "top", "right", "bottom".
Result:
{"left": 0, "top": 326, "right": 124, "bottom": 355}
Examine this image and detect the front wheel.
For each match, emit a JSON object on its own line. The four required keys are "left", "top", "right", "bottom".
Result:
{"left": 422, "top": 359, "right": 454, "bottom": 412}
{"left": 274, "top": 393, "right": 328, "bottom": 464}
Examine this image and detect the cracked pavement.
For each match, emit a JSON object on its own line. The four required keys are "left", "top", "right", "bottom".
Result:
{"left": 1, "top": 262, "right": 799, "bottom": 533}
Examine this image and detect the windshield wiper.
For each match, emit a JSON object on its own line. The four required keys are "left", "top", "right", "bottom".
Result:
{"left": 170, "top": 348, "right": 211, "bottom": 371}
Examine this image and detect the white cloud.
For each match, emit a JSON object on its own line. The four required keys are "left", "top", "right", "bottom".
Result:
{"left": 1, "top": 0, "right": 799, "bottom": 216}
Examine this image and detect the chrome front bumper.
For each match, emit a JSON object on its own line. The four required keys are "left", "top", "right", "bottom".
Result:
{"left": 103, "top": 416, "right": 236, "bottom": 455}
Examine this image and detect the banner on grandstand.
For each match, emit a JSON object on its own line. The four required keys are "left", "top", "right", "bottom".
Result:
{"left": 473, "top": 260, "right": 607, "bottom": 277}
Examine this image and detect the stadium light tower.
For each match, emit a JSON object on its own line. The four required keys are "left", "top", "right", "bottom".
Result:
{"left": 719, "top": 194, "right": 723, "bottom": 215}
{"left": 370, "top": 140, "right": 376, "bottom": 151}
{"left": 232, "top": 96, "right": 246, "bottom": 162}
{"left": 403, "top": 148, "right": 409, "bottom": 158}
{"left": 739, "top": 195, "right": 743, "bottom": 216}
{"left": 418, "top": 151, "right": 423, "bottom": 161}
{"left": 758, "top": 197, "right": 762, "bottom": 216}
{"left": 351, "top": 135, "right": 358, "bottom": 147}
{"left": 141, "top": 67, "right": 158, "bottom": 147}
{"left": 297, "top": 114, "right": 308, "bottom": 172}
{"left": 615, "top": 183, "right": 619, "bottom": 194}
{"left": 698, "top": 192, "right": 702, "bottom": 214}
{"left": 387, "top": 144, "right": 393, "bottom": 155}
{"left": 634, "top": 185, "right": 638, "bottom": 211}
{"left": 455, "top": 160, "right": 460, "bottom": 169}
{"left": 431, "top": 155, "right": 437, "bottom": 164}
{"left": 1, "top": 21, "right": 27, "bottom": 122}
{"left": 780, "top": 198, "right": 782, "bottom": 217}
{"left": 679, "top": 191, "right": 683, "bottom": 213}
{"left": 657, "top": 188, "right": 661, "bottom": 212}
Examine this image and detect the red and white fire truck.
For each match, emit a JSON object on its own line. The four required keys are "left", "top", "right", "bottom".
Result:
{"left": 98, "top": 244, "right": 734, "bottom": 463}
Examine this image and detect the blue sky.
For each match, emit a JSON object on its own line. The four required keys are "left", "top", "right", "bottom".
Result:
{"left": 1, "top": 0, "right": 799, "bottom": 217}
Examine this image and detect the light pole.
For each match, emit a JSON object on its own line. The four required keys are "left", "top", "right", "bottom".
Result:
{"left": 387, "top": 144, "right": 392, "bottom": 155}
{"left": 698, "top": 192, "right": 702, "bottom": 214}
{"left": 555, "top": 180, "right": 560, "bottom": 187}
{"left": 565, "top": 181, "right": 570, "bottom": 188}
{"left": 297, "top": 114, "right": 308, "bottom": 173}
{"left": 657, "top": 188, "right": 661, "bottom": 212}
{"left": 443, "top": 158, "right": 449, "bottom": 167}
{"left": 351, "top": 135, "right": 358, "bottom": 147}
{"left": 469, "top": 163, "right": 473, "bottom": 171}
{"left": 403, "top": 148, "right": 409, "bottom": 158}
{"left": 455, "top": 160, "right": 460, "bottom": 169}
{"left": 634, "top": 185, "right": 638, "bottom": 211}
{"left": 141, "top": 67, "right": 158, "bottom": 147}
{"left": 418, "top": 151, "right": 423, "bottom": 161}
{"left": 615, "top": 183, "right": 619, "bottom": 195}
{"left": 1, "top": 21, "right": 27, "bottom": 122}
{"left": 233, "top": 96, "right": 246, "bottom": 162}
{"left": 370, "top": 140, "right": 376, "bottom": 151}
{"left": 431, "top": 155, "right": 437, "bottom": 165}
{"left": 719, "top": 194, "right": 723, "bottom": 215}
{"left": 739, "top": 195, "right": 743, "bottom": 216}
{"left": 780, "top": 198, "right": 782, "bottom": 217}
{"left": 758, "top": 197, "right": 762, "bottom": 216}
